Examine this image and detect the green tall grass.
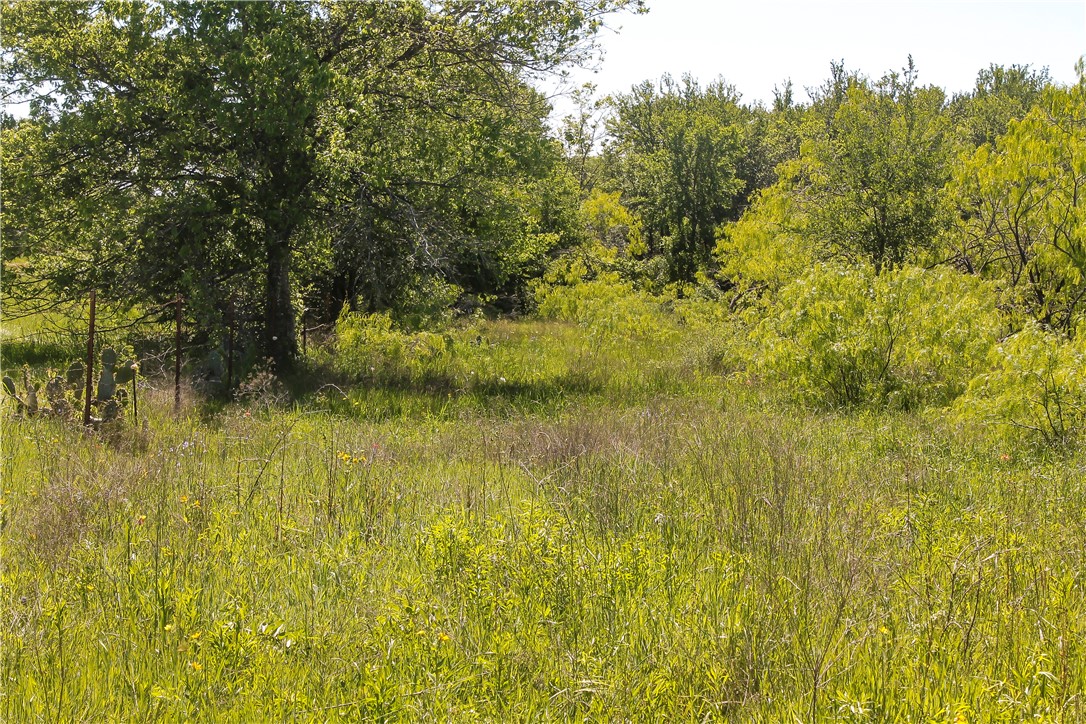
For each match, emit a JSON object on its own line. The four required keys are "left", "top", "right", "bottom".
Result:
{"left": 2, "top": 319, "right": 1084, "bottom": 721}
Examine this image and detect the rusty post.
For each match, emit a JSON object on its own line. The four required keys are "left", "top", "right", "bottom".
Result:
{"left": 226, "top": 299, "right": 234, "bottom": 393}
{"left": 131, "top": 362, "right": 138, "bottom": 426}
{"left": 174, "top": 294, "right": 182, "bottom": 414}
{"left": 83, "top": 290, "right": 96, "bottom": 426}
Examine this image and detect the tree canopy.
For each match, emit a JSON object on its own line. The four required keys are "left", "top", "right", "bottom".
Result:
{"left": 2, "top": 0, "right": 641, "bottom": 369}
{"left": 4, "top": 6, "right": 1083, "bottom": 373}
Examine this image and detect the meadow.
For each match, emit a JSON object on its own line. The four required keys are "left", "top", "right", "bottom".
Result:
{"left": 2, "top": 312, "right": 1084, "bottom": 722}
{"left": 5, "top": 3, "right": 1085, "bottom": 720}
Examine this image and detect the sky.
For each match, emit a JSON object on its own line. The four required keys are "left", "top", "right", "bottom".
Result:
{"left": 543, "top": 0, "right": 1086, "bottom": 118}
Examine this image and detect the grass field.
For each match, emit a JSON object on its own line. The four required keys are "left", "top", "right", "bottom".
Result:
{"left": 2, "top": 316, "right": 1085, "bottom": 721}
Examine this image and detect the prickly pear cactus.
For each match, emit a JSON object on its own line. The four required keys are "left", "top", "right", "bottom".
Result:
{"left": 66, "top": 361, "right": 84, "bottom": 385}
{"left": 97, "top": 347, "right": 118, "bottom": 401}
{"left": 3, "top": 368, "right": 40, "bottom": 415}
{"left": 101, "top": 398, "right": 121, "bottom": 421}
{"left": 25, "top": 382, "right": 39, "bottom": 415}
{"left": 45, "top": 375, "right": 71, "bottom": 418}
{"left": 66, "top": 361, "right": 86, "bottom": 402}
{"left": 1, "top": 376, "right": 25, "bottom": 413}
{"left": 96, "top": 367, "right": 116, "bottom": 402}
{"left": 3, "top": 351, "right": 140, "bottom": 423}
{"left": 115, "top": 359, "right": 136, "bottom": 385}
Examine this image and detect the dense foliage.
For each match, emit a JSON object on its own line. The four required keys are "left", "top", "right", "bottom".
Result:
{"left": 2, "top": 0, "right": 640, "bottom": 369}
{"left": 6, "top": 22, "right": 1086, "bottom": 447}
{"left": 3, "top": 12, "right": 1086, "bottom": 718}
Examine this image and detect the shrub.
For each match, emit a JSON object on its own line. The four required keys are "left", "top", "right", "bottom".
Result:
{"left": 751, "top": 264, "right": 1001, "bottom": 408}
{"left": 955, "top": 324, "right": 1086, "bottom": 448}
{"left": 715, "top": 183, "right": 813, "bottom": 300}
{"left": 582, "top": 189, "right": 645, "bottom": 256}
{"left": 334, "top": 310, "right": 453, "bottom": 382}
{"left": 533, "top": 246, "right": 669, "bottom": 342}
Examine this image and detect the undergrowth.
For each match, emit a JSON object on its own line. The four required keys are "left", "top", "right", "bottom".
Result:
{"left": 3, "top": 316, "right": 1085, "bottom": 721}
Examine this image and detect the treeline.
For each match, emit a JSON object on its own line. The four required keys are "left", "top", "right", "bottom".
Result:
{"left": 570, "top": 58, "right": 1082, "bottom": 326}
{"left": 3, "top": 2, "right": 1084, "bottom": 400}
{"left": 547, "top": 57, "right": 1086, "bottom": 446}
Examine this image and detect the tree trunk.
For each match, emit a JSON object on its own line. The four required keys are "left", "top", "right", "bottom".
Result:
{"left": 264, "top": 227, "right": 298, "bottom": 373}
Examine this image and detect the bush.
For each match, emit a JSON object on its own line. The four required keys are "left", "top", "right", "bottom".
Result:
{"left": 715, "top": 183, "right": 814, "bottom": 300}
{"left": 533, "top": 246, "right": 670, "bottom": 342}
{"left": 334, "top": 310, "right": 453, "bottom": 382}
{"left": 751, "top": 264, "right": 1001, "bottom": 408}
{"left": 955, "top": 324, "right": 1086, "bottom": 448}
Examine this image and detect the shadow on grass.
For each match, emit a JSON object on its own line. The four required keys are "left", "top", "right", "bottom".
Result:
{"left": 295, "top": 365, "right": 605, "bottom": 422}
{"left": 1, "top": 339, "right": 82, "bottom": 370}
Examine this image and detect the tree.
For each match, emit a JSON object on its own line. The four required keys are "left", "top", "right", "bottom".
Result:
{"left": 2, "top": 0, "right": 642, "bottom": 370}
{"left": 581, "top": 189, "right": 643, "bottom": 255}
{"left": 604, "top": 74, "right": 747, "bottom": 282}
{"left": 790, "top": 59, "right": 953, "bottom": 273}
{"left": 951, "top": 63, "right": 1053, "bottom": 148}
{"left": 559, "top": 82, "right": 607, "bottom": 191}
{"left": 947, "top": 67, "right": 1086, "bottom": 333}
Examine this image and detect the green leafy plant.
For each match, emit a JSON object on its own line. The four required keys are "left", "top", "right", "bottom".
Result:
{"left": 751, "top": 264, "right": 1001, "bottom": 408}
{"left": 945, "top": 77, "right": 1086, "bottom": 333}
{"left": 334, "top": 311, "right": 453, "bottom": 383}
{"left": 956, "top": 324, "right": 1086, "bottom": 448}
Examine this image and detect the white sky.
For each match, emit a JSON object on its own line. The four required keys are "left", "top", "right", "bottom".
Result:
{"left": 544, "top": 0, "right": 1086, "bottom": 117}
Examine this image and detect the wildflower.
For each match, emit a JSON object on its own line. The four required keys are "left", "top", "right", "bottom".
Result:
{"left": 136, "top": 514, "right": 146, "bottom": 526}
{"left": 189, "top": 661, "right": 203, "bottom": 671}
{"left": 437, "top": 632, "right": 450, "bottom": 643}
{"left": 180, "top": 495, "right": 189, "bottom": 504}
{"left": 165, "top": 624, "right": 174, "bottom": 632}
{"left": 191, "top": 499, "right": 201, "bottom": 509}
